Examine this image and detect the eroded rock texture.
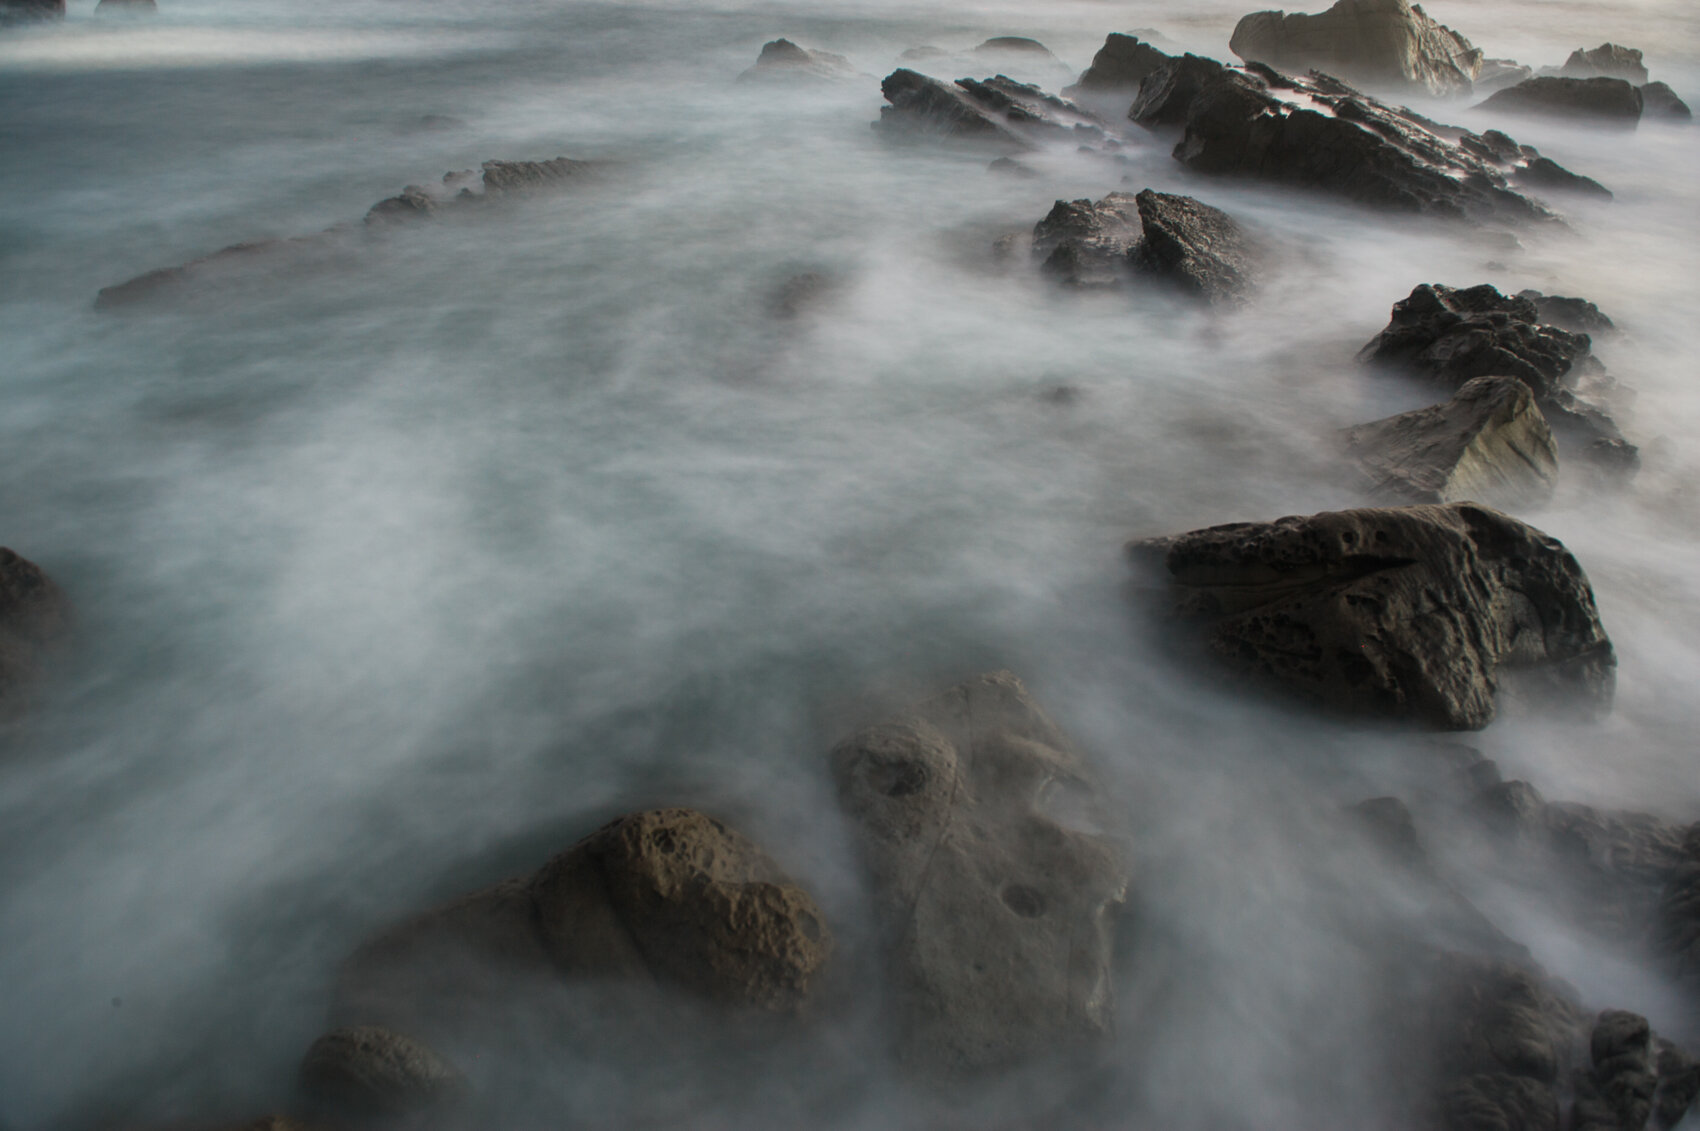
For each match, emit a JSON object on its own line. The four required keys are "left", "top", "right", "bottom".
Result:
{"left": 1561, "top": 44, "right": 1649, "bottom": 85}
{"left": 1229, "top": 0, "right": 1483, "bottom": 96}
{"left": 0, "top": 548, "right": 69, "bottom": 716}
{"left": 831, "top": 671, "right": 1130, "bottom": 1074}
{"left": 298, "top": 1025, "right": 465, "bottom": 1119}
{"left": 1063, "top": 33, "right": 1171, "bottom": 110}
{"left": 1025, "top": 189, "right": 1253, "bottom": 302}
{"left": 1132, "top": 503, "right": 1615, "bottom": 729}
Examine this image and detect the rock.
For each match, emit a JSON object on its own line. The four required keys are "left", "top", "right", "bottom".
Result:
{"left": 769, "top": 271, "right": 836, "bottom": 318}
{"left": 831, "top": 671, "right": 1130, "bottom": 1074}
{"left": 1030, "top": 192, "right": 1143, "bottom": 287}
{"left": 875, "top": 69, "right": 1108, "bottom": 150}
{"left": 1517, "top": 290, "right": 1615, "bottom": 335}
{"left": 1478, "top": 77, "right": 1644, "bottom": 126}
{"left": 1129, "top": 188, "right": 1254, "bottom": 303}
{"left": 0, "top": 548, "right": 69, "bottom": 716}
{"left": 0, "top": 0, "right": 63, "bottom": 21}
{"left": 1516, "top": 155, "right": 1613, "bottom": 199}
{"left": 1062, "top": 33, "right": 1171, "bottom": 102}
{"left": 1130, "top": 57, "right": 1590, "bottom": 223}
{"left": 1343, "top": 375, "right": 1558, "bottom": 507}
{"left": 1228, "top": 0, "right": 1483, "bottom": 96}
{"left": 899, "top": 45, "right": 947, "bottom": 62}
{"left": 1358, "top": 283, "right": 1634, "bottom": 467}
{"left": 298, "top": 1025, "right": 465, "bottom": 1119}
{"left": 94, "top": 0, "right": 156, "bottom": 11}
{"left": 1131, "top": 503, "right": 1615, "bottom": 729}
{"left": 1561, "top": 44, "right": 1649, "bottom": 85}
{"left": 477, "top": 156, "right": 593, "bottom": 196}
{"left": 1655, "top": 825, "right": 1700, "bottom": 986}
{"left": 973, "top": 36, "right": 1054, "bottom": 59}
{"left": 1477, "top": 58, "right": 1534, "bottom": 92}
{"left": 737, "top": 38, "right": 857, "bottom": 83}
{"left": 1640, "top": 82, "right": 1692, "bottom": 121}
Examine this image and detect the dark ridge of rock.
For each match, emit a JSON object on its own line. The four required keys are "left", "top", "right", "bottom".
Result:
{"left": 1030, "top": 192, "right": 1142, "bottom": 287}
{"left": 737, "top": 38, "right": 857, "bottom": 83}
{"left": 986, "top": 155, "right": 1038, "bottom": 178}
{"left": 1517, "top": 290, "right": 1615, "bottom": 335}
{"left": 899, "top": 45, "right": 948, "bottom": 62}
{"left": 1569, "top": 1010, "right": 1700, "bottom": 1131}
{"left": 1130, "top": 503, "right": 1615, "bottom": 730}
{"left": 0, "top": 0, "right": 63, "bottom": 21}
{"left": 1478, "top": 76, "right": 1644, "bottom": 126}
{"left": 1228, "top": 0, "right": 1483, "bottom": 97}
{"left": 1640, "top": 82, "right": 1693, "bottom": 122}
{"left": 1477, "top": 58, "right": 1534, "bottom": 92}
{"left": 298, "top": 1026, "right": 465, "bottom": 1119}
{"left": 1343, "top": 375, "right": 1558, "bottom": 506}
{"left": 1561, "top": 43, "right": 1649, "bottom": 85}
{"left": 973, "top": 36, "right": 1054, "bottom": 58}
{"left": 0, "top": 547, "right": 71, "bottom": 716}
{"left": 1516, "top": 155, "right": 1613, "bottom": 199}
{"left": 1358, "top": 283, "right": 1635, "bottom": 468}
{"left": 831, "top": 671, "right": 1130, "bottom": 1075}
{"left": 94, "top": 0, "right": 156, "bottom": 11}
{"left": 875, "top": 68, "right": 1109, "bottom": 150}
{"left": 1062, "top": 33, "right": 1170, "bottom": 98}
{"left": 478, "top": 156, "right": 594, "bottom": 195}
{"left": 1129, "top": 188, "right": 1254, "bottom": 303}
{"left": 94, "top": 233, "right": 350, "bottom": 310}
{"left": 1129, "top": 56, "right": 1590, "bottom": 223}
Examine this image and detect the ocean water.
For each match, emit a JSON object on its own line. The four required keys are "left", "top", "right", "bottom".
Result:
{"left": 1, "top": 0, "right": 1698, "bottom": 1127}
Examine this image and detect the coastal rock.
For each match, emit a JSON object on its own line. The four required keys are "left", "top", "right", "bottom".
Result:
{"left": 1640, "top": 82, "right": 1693, "bottom": 122}
{"left": 1130, "top": 57, "right": 1589, "bottom": 223}
{"left": 94, "top": 0, "right": 156, "bottom": 12}
{"left": 0, "top": 548, "right": 70, "bottom": 716}
{"left": 1515, "top": 156, "right": 1613, "bottom": 199}
{"left": 1343, "top": 375, "right": 1558, "bottom": 506}
{"left": 737, "top": 39, "right": 857, "bottom": 84}
{"left": 1517, "top": 290, "right": 1614, "bottom": 335}
{"left": 1062, "top": 33, "right": 1170, "bottom": 108}
{"left": 298, "top": 1025, "right": 465, "bottom": 1119}
{"left": 1030, "top": 192, "right": 1142, "bottom": 287}
{"left": 1229, "top": 0, "right": 1483, "bottom": 97}
{"left": 1560, "top": 44, "right": 1649, "bottom": 85}
{"left": 1477, "top": 58, "right": 1534, "bottom": 92}
{"left": 972, "top": 37, "right": 1054, "bottom": 60}
{"left": 477, "top": 157, "right": 594, "bottom": 196}
{"left": 831, "top": 671, "right": 1130, "bottom": 1074}
{"left": 875, "top": 69, "right": 1108, "bottom": 150}
{"left": 1131, "top": 503, "right": 1615, "bottom": 729}
{"left": 1130, "top": 188, "right": 1254, "bottom": 303}
{"left": 1478, "top": 77, "right": 1644, "bottom": 126}
{"left": 1654, "top": 825, "right": 1700, "bottom": 987}
{"left": 0, "top": 0, "right": 63, "bottom": 21}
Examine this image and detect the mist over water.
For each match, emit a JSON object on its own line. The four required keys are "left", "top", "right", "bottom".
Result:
{"left": 2, "top": 0, "right": 1699, "bottom": 1127}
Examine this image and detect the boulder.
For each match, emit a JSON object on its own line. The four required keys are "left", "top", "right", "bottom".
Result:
{"left": 972, "top": 36, "right": 1054, "bottom": 59}
{"left": 94, "top": 0, "right": 156, "bottom": 11}
{"left": 1560, "top": 44, "right": 1649, "bottom": 85}
{"left": 1228, "top": 0, "right": 1483, "bottom": 96}
{"left": 1343, "top": 375, "right": 1558, "bottom": 506}
{"left": 1130, "top": 57, "right": 1593, "bottom": 223}
{"left": 1517, "top": 290, "right": 1614, "bottom": 335}
{"left": 875, "top": 69, "right": 1109, "bottom": 150}
{"left": 298, "top": 1025, "right": 465, "bottom": 1119}
{"left": 830, "top": 671, "right": 1130, "bottom": 1074}
{"left": 1568, "top": 1010, "right": 1700, "bottom": 1131}
{"left": 1358, "top": 283, "right": 1634, "bottom": 467}
{"left": 1478, "top": 77, "right": 1644, "bottom": 126}
{"left": 0, "top": 548, "right": 70, "bottom": 716}
{"left": 1130, "top": 503, "right": 1615, "bottom": 729}
{"left": 0, "top": 0, "right": 63, "bottom": 20}
{"left": 1030, "top": 192, "right": 1143, "bottom": 288}
{"left": 1129, "top": 188, "right": 1254, "bottom": 303}
{"left": 736, "top": 38, "right": 857, "bottom": 84}
{"left": 1640, "top": 82, "right": 1693, "bottom": 122}
{"left": 1062, "top": 33, "right": 1171, "bottom": 103}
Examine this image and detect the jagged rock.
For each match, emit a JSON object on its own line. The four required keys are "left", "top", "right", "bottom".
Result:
{"left": 1478, "top": 58, "right": 1534, "bottom": 92}
{"left": 477, "top": 157, "right": 594, "bottom": 195}
{"left": 1640, "top": 82, "right": 1693, "bottom": 121}
{"left": 1517, "top": 290, "right": 1615, "bottom": 335}
{"left": 737, "top": 38, "right": 857, "bottom": 83}
{"left": 831, "top": 671, "right": 1130, "bottom": 1074}
{"left": 1568, "top": 1010, "right": 1700, "bottom": 1131}
{"left": 1343, "top": 376, "right": 1558, "bottom": 506}
{"left": 1130, "top": 188, "right": 1254, "bottom": 303}
{"left": 298, "top": 1025, "right": 465, "bottom": 1119}
{"left": 875, "top": 69, "right": 1108, "bottom": 150}
{"left": 1062, "top": 33, "right": 1171, "bottom": 105}
{"left": 0, "top": 548, "right": 70, "bottom": 717}
{"left": 1561, "top": 44, "right": 1649, "bottom": 85}
{"left": 1031, "top": 192, "right": 1142, "bottom": 287}
{"left": 1229, "top": 0, "right": 1482, "bottom": 96}
{"left": 1130, "top": 57, "right": 1590, "bottom": 223}
{"left": 0, "top": 0, "right": 62, "bottom": 20}
{"left": 1358, "top": 283, "right": 1634, "bottom": 468}
{"left": 1131, "top": 503, "right": 1615, "bottom": 729}
{"left": 1479, "top": 77, "right": 1644, "bottom": 126}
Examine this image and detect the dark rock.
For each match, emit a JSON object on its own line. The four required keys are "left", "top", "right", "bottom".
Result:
{"left": 1229, "top": 0, "right": 1483, "bottom": 96}
{"left": 0, "top": 548, "right": 70, "bottom": 717}
{"left": 737, "top": 38, "right": 857, "bottom": 84}
{"left": 298, "top": 1025, "right": 465, "bottom": 1119}
{"left": 1349, "top": 796, "right": 1425, "bottom": 864}
{"left": 1478, "top": 77, "right": 1644, "bottom": 126}
{"left": 831, "top": 671, "right": 1130, "bottom": 1074}
{"left": 986, "top": 156, "right": 1038, "bottom": 178}
{"left": 94, "top": 0, "right": 156, "bottom": 12}
{"left": 1561, "top": 44, "right": 1649, "bottom": 85}
{"left": 1131, "top": 57, "right": 1586, "bottom": 223}
{"left": 1640, "top": 82, "right": 1693, "bottom": 121}
{"left": 1343, "top": 375, "right": 1558, "bottom": 506}
{"left": 1129, "top": 188, "right": 1254, "bottom": 303}
{"left": 1517, "top": 290, "right": 1614, "bottom": 335}
{"left": 1477, "top": 58, "right": 1534, "bottom": 92}
{"left": 973, "top": 37, "right": 1054, "bottom": 58}
{"left": 1516, "top": 155, "right": 1613, "bottom": 199}
{"left": 898, "top": 45, "right": 948, "bottom": 62}
{"left": 1131, "top": 503, "right": 1615, "bottom": 729}
{"left": 1655, "top": 1041, "right": 1700, "bottom": 1128}
{"left": 1062, "top": 33, "right": 1171, "bottom": 101}
{"left": 1655, "top": 825, "right": 1700, "bottom": 987}
{"left": 0, "top": 0, "right": 63, "bottom": 21}
{"left": 478, "top": 156, "right": 593, "bottom": 195}
{"left": 1572, "top": 1011, "right": 1658, "bottom": 1131}
{"left": 1030, "top": 192, "right": 1142, "bottom": 287}
{"left": 875, "top": 69, "right": 1108, "bottom": 151}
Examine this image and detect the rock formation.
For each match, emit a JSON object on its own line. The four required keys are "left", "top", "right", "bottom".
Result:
{"left": 737, "top": 38, "right": 857, "bottom": 83}
{"left": 1478, "top": 76, "right": 1645, "bottom": 126}
{"left": 1560, "top": 44, "right": 1649, "bottom": 85}
{"left": 1062, "top": 33, "right": 1171, "bottom": 108}
{"left": 1639, "top": 82, "right": 1693, "bottom": 122}
{"left": 1024, "top": 189, "right": 1254, "bottom": 302}
{"left": 874, "top": 69, "right": 1112, "bottom": 151}
{"left": 1229, "top": 0, "right": 1483, "bottom": 96}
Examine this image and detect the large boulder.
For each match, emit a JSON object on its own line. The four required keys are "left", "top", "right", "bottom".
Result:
{"left": 1130, "top": 503, "right": 1615, "bottom": 729}
{"left": 736, "top": 38, "right": 857, "bottom": 84}
{"left": 1022, "top": 188, "right": 1253, "bottom": 302}
{"left": 298, "top": 1025, "right": 465, "bottom": 1119}
{"left": 1229, "top": 0, "right": 1483, "bottom": 96}
{"left": 830, "top": 671, "right": 1130, "bottom": 1074}
{"left": 1478, "top": 76, "right": 1644, "bottom": 126}
{"left": 1560, "top": 43, "right": 1649, "bottom": 85}
{"left": 0, "top": 548, "right": 70, "bottom": 716}
{"left": 1130, "top": 57, "right": 1592, "bottom": 223}
{"left": 1062, "top": 33, "right": 1171, "bottom": 108}
{"left": 875, "top": 69, "right": 1109, "bottom": 150}
{"left": 1343, "top": 375, "right": 1558, "bottom": 506}
{"left": 1030, "top": 192, "right": 1143, "bottom": 288}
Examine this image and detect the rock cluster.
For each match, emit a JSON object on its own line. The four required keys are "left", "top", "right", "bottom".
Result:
{"left": 1228, "top": 0, "right": 1483, "bottom": 96}
{"left": 874, "top": 69, "right": 1113, "bottom": 151}
{"left": 737, "top": 38, "right": 858, "bottom": 84}
{"left": 1024, "top": 188, "right": 1254, "bottom": 303}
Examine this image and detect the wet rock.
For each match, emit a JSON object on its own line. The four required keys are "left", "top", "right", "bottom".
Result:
{"left": 1566, "top": 1010, "right": 1700, "bottom": 1131}
{"left": 298, "top": 1025, "right": 465, "bottom": 1119}
{"left": 737, "top": 38, "right": 857, "bottom": 84}
{"left": 1516, "top": 155, "right": 1613, "bottom": 199}
{"left": 478, "top": 156, "right": 593, "bottom": 195}
{"left": 1030, "top": 192, "right": 1143, "bottom": 287}
{"left": 1130, "top": 188, "right": 1254, "bottom": 304}
{"left": 1478, "top": 77, "right": 1644, "bottom": 126}
{"left": 1561, "top": 44, "right": 1649, "bottom": 85}
{"left": 1639, "top": 82, "right": 1692, "bottom": 122}
{"left": 1343, "top": 375, "right": 1558, "bottom": 507}
{"left": 0, "top": 0, "right": 63, "bottom": 21}
{"left": 1130, "top": 57, "right": 1587, "bottom": 223}
{"left": 1229, "top": 0, "right": 1483, "bottom": 97}
{"left": 1654, "top": 825, "right": 1700, "bottom": 986}
{"left": 1131, "top": 503, "right": 1615, "bottom": 730}
{"left": 0, "top": 548, "right": 70, "bottom": 716}
{"left": 831, "top": 671, "right": 1130, "bottom": 1074}
{"left": 1358, "top": 283, "right": 1634, "bottom": 467}
{"left": 1062, "top": 33, "right": 1170, "bottom": 104}
{"left": 875, "top": 69, "right": 1107, "bottom": 150}
{"left": 1517, "top": 290, "right": 1614, "bottom": 335}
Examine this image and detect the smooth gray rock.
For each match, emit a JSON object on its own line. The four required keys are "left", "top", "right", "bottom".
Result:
{"left": 1229, "top": 0, "right": 1483, "bottom": 96}
{"left": 1640, "top": 81, "right": 1693, "bottom": 121}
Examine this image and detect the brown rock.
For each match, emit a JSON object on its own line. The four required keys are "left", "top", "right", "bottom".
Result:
{"left": 1561, "top": 44, "right": 1649, "bottom": 85}
{"left": 1228, "top": 0, "right": 1483, "bottom": 96}
{"left": 298, "top": 1025, "right": 464, "bottom": 1118}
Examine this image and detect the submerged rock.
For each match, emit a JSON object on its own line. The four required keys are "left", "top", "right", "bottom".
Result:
{"left": 875, "top": 68, "right": 1109, "bottom": 150}
{"left": 737, "top": 38, "right": 857, "bottom": 83}
{"left": 1343, "top": 375, "right": 1558, "bottom": 506}
{"left": 1229, "top": 0, "right": 1483, "bottom": 96}
{"left": 831, "top": 671, "right": 1130, "bottom": 1074}
{"left": 1560, "top": 43, "right": 1649, "bottom": 85}
{"left": 1478, "top": 76, "right": 1644, "bottom": 126}
{"left": 1062, "top": 33, "right": 1171, "bottom": 106}
{"left": 298, "top": 1025, "right": 465, "bottom": 1119}
{"left": 1131, "top": 503, "right": 1615, "bottom": 729}
{"left": 1024, "top": 189, "right": 1253, "bottom": 302}
{"left": 0, "top": 0, "right": 63, "bottom": 21}
{"left": 1640, "top": 81, "right": 1693, "bottom": 122}
{"left": 94, "top": 0, "right": 155, "bottom": 11}
{"left": 1516, "top": 290, "right": 1614, "bottom": 335}
{"left": 0, "top": 547, "right": 70, "bottom": 717}
{"left": 1516, "top": 155, "right": 1613, "bottom": 199}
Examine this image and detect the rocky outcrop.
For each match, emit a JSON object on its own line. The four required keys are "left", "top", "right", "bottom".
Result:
{"left": 1569, "top": 1010, "right": 1700, "bottom": 1131}
{"left": 1344, "top": 375, "right": 1558, "bottom": 506}
{"left": 298, "top": 1026, "right": 464, "bottom": 1119}
{"left": 1516, "top": 155, "right": 1614, "bottom": 198}
{"left": 736, "top": 38, "right": 857, "bottom": 83}
{"left": 875, "top": 69, "right": 1111, "bottom": 150}
{"left": 1359, "top": 284, "right": 1635, "bottom": 469}
{"left": 972, "top": 37, "right": 1054, "bottom": 60}
{"left": 1640, "top": 82, "right": 1692, "bottom": 122}
{"left": 94, "top": 0, "right": 156, "bottom": 12}
{"left": 1478, "top": 77, "right": 1644, "bottom": 126}
{"left": 0, "top": 548, "right": 70, "bottom": 716}
{"left": 0, "top": 0, "right": 63, "bottom": 21}
{"left": 1228, "top": 0, "right": 1483, "bottom": 96}
{"left": 1062, "top": 33, "right": 1171, "bottom": 106}
{"left": 1030, "top": 192, "right": 1143, "bottom": 287}
{"left": 1024, "top": 189, "right": 1253, "bottom": 302}
{"left": 1477, "top": 58, "right": 1533, "bottom": 92}
{"left": 1655, "top": 825, "right": 1700, "bottom": 987}
{"left": 1131, "top": 503, "right": 1615, "bottom": 729}
{"left": 1517, "top": 290, "right": 1615, "bottom": 335}
{"left": 1561, "top": 44, "right": 1649, "bottom": 85}
{"left": 1129, "top": 57, "right": 1595, "bottom": 223}
{"left": 831, "top": 671, "right": 1130, "bottom": 1074}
